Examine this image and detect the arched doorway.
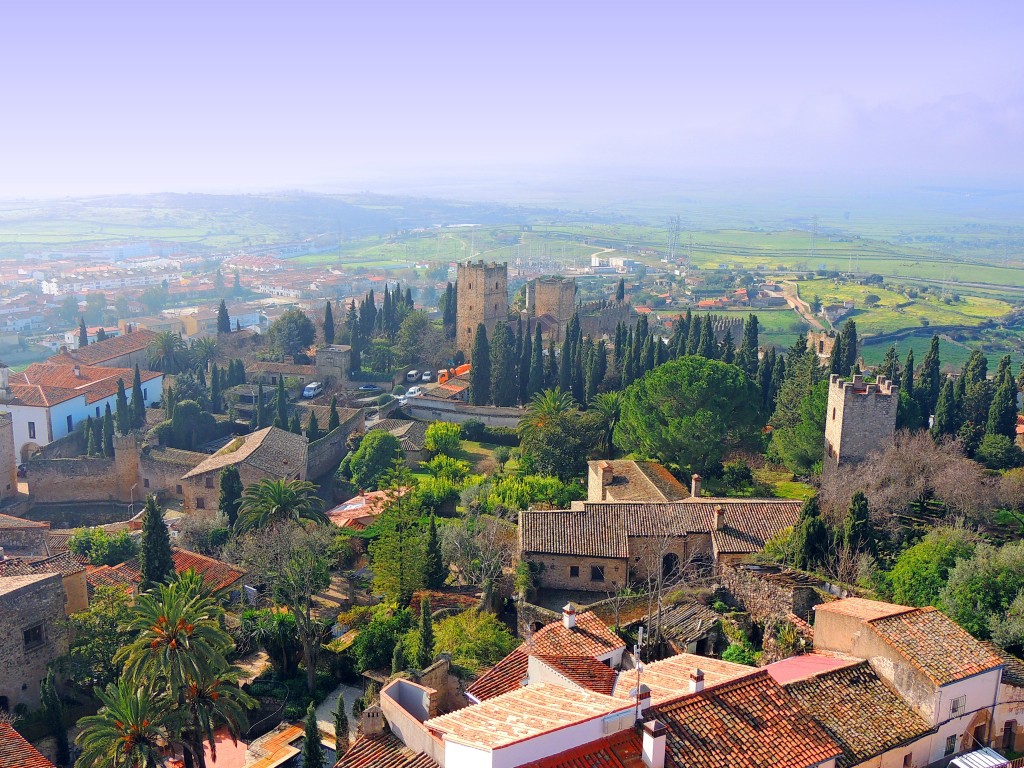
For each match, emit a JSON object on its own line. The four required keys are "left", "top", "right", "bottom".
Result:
{"left": 662, "top": 553, "right": 681, "bottom": 580}
{"left": 20, "top": 442, "right": 40, "bottom": 464}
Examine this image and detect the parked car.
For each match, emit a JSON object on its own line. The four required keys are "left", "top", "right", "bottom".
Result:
{"left": 302, "top": 382, "right": 323, "bottom": 398}
{"left": 358, "top": 384, "right": 380, "bottom": 392}
{"left": 405, "top": 370, "right": 420, "bottom": 382}
{"left": 406, "top": 386, "right": 422, "bottom": 397}
{"left": 420, "top": 370, "right": 433, "bottom": 382}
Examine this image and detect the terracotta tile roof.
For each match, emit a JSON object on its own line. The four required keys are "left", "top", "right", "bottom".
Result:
{"left": 982, "top": 642, "right": 1024, "bottom": 687}
{"left": 246, "top": 724, "right": 303, "bottom": 768}
{"left": 85, "top": 564, "right": 137, "bottom": 595}
{"left": 9, "top": 361, "right": 160, "bottom": 407}
{"left": 0, "top": 722, "right": 57, "bottom": 768}
{"left": 368, "top": 419, "right": 429, "bottom": 452}
{"left": 615, "top": 653, "right": 753, "bottom": 705}
{"left": 113, "top": 548, "right": 244, "bottom": 592}
{"left": 466, "top": 647, "right": 529, "bottom": 701}
{"left": 705, "top": 500, "right": 803, "bottom": 554}
{"left": 519, "top": 728, "right": 645, "bottom": 768}
{"left": 536, "top": 654, "right": 619, "bottom": 695}
{"left": 48, "top": 328, "right": 156, "bottom": 365}
{"left": 0, "top": 513, "right": 48, "bottom": 530}
{"left": 592, "top": 460, "right": 689, "bottom": 501}
{"left": 337, "top": 732, "right": 439, "bottom": 768}
{"left": 653, "top": 670, "right": 843, "bottom": 768}
{"left": 326, "top": 489, "right": 408, "bottom": 529}
{"left": 867, "top": 607, "right": 1004, "bottom": 686}
{"left": 45, "top": 530, "right": 74, "bottom": 554}
{"left": 426, "top": 682, "right": 628, "bottom": 750}
{"left": 182, "top": 426, "right": 306, "bottom": 478}
{"left": 765, "top": 652, "right": 861, "bottom": 686}
{"left": 294, "top": 403, "right": 362, "bottom": 432}
{"left": 520, "top": 508, "right": 628, "bottom": 559}
{"left": 0, "top": 551, "right": 85, "bottom": 578}
{"left": 814, "top": 597, "right": 914, "bottom": 622}
{"left": 783, "top": 661, "right": 933, "bottom": 768}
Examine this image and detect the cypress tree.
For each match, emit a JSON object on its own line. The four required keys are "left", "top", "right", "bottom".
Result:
{"left": 768, "top": 352, "right": 785, "bottom": 413}
{"left": 392, "top": 642, "right": 409, "bottom": 675}
{"left": 839, "top": 320, "right": 858, "bottom": 374}
{"left": 289, "top": 411, "right": 302, "bottom": 435}
{"left": 470, "top": 324, "right": 491, "bottom": 405}
{"left": 987, "top": 379, "right": 1018, "bottom": 438}
{"left": 879, "top": 345, "right": 901, "bottom": 385}
{"left": 115, "top": 378, "right": 131, "bottom": 434}
{"left": 217, "top": 299, "right": 231, "bottom": 333}
{"left": 347, "top": 300, "right": 362, "bottom": 371}
{"left": 995, "top": 354, "right": 1013, "bottom": 389}
{"left": 334, "top": 695, "right": 350, "bottom": 748}
{"left": 737, "top": 314, "right": 759, "bottom": 376}
{"left": 843, "top": 491, "right": 874, "bottom": 555}
{"left": 102, "top": 403, "right": 115, "bottom": 457}
{"left": 518, "top": 322, "right": 532, "bottom": 405}
{"left": 932, "top": 377, "right": 958, "bottom": 438}
{"left": 596, "top": 339, "right": 608, "bottom": 383}
{"left": 613, "top": 322, "right": 625, "bottom": 368}
{"left": 919, "top": 335, "right": 942, "bottom": 415}
{"left": 328, "top": 396, "right": 341, "bottom": 432}
{"left": 139, "top": 495, "right": 174, "bottom": 590}
{"left": 559, "top": 333, "right": 574, "bottom": 393}
{"left": 793, "top": 496, "right": 828, "bottom": 572}
{"left": 91, "top": 415, "right": 103, "bottom": 456}
{"left": 490, "top": 321, "right": 517, "bottom": 407}
{"left": 697, "top": 315, "right": 716, "bottom": 358}
{"left": 131, "top": 364, "right": 146, "bottom": 428}
{"left": 829, "top": 335, "right": 846, "bottom": 376}
{"left": 721, "top": 328, "right": 736, "bottom": 364}
{"left": 423, "top": 514, "right": 446, "bottom": 589}
{"left": 615, "top": 277, "right": 625, "bottom": 302}
{"left": 210, "top": 363, "right": 221, "bottom": 413}
{"left": 544, "top": 339, "right": 558, "bottom": 390}
{"left": 416, "top": 596, "right": 434, "bottom": 670}
{"left": 528, "top": 325, "right": 544, "bottom": 398}
{"left": 257, "top": 382, "right": 268, "bottom": 427}
{"left": 78, "top": 317, "right": 88, "bottom": 348}
{"left": 306, "top": 411, "right": 321, "bottom": 441}
{"left": 41, "top": 668, "right": 70, "bottom": 766}
{"left": 903, "top": 349, "right": 915, "bottom": 400}
{"left": 219, "top": 465, "right": 244, "bottom": 527}
{"left": 323, "top": 300, "right": 335, "bottom": 345}
{"left": 572, "top": 340, "right": 586, "bottom": 404}
{"left": 301, "top": 703, "right": 325, "bottom": 768}
{"left": 85, "top": 417, "right": 97, "bottom": 456}
{"left": 275, "top": 377, "right": 288, "bottom": 428}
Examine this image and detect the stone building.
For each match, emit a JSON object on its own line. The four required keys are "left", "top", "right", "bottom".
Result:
{"left": 577, "top": 299, "right": 634, "bottom": 341}
{"left": 0, "top": 412, "right": 17, "bottom": 502}
{"left": 0, "top": 513, "right": 49, "bottom": 557}
{"left": 823, "top": 374, "right": 898, "bottom": 473}
{"left": 587, "top": 459, "right": 689, "bottom": 503}
{"left": 525, "top": 276, "right": 575, "bottom": 343}
{"left": 0, "top": 572, "right": 68, "bottom": 711}
{"left": 456, "top": 261, "right": 508, "bottom": 359}
{"left": 0, "top": 551, "right": 88, "bottom": 615}
{"left": 806, "top": 330, "right": 838, "bottom": 362}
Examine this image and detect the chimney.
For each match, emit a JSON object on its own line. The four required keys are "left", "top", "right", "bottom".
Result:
{"left": 641, "top": 719, "right": 667, "bottom": 768}
{"left": 689, "top": 669, "right": 705, "bottom": 694}
{"left": 632, "top": 682, "right": 651, "bottom": 715}
{"left": 690, "top": 473, "right": 701, "bottom": 498}
{"left": 361, "top": 703, "right": 384, "bottom": 736}
{"left": 714, "top": 505, "right": 725, "bottom": 531}
{"left": 73, "top": 363, "right": 81, "bottom": 378}
{"left": 562, "top": 602, "right": 577, "bottom": 630}
{"left": 600, "top": 461, "right": 613, "bottom": 487}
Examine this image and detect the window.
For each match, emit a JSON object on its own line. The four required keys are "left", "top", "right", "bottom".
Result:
{"left": 950, "top": 695, "right": 966, "bottom": 717}
{"left": 143, "top": 478, "right": 150, "bottom": 488}
{"left": 832, "top": 407, "right": 836, "bottom": 420}
{"left": 95, "top": 406, "right": 100, "bottom": 417}
{"left": 27, "top": 422, "right": 35, "bottom": 439}
{"left": 176, "top": 484, "right": 183, "bottom": 494}
{"left": 569, "top": 566, "right": 580, "bottom": 578}
{"left": 271, "top": 376, "right": 277, "bottom": 384}
{"left": 23, "top": 623, "right": 44, "bottom": 650}
{"left": 205, "top": 476, "right": 214, "bottom": 489}
{"left": 590, "top": 565, "right": 605, "bottom": 582}
{"left": 143, "top": 388, "right": 148, "bottom": 401}
{"left": 67, "top": 415, "right": 73, "bottom": 431}
{"left": 196, "top": 497, "right": 206, "bottom": 510}
{"left": 944, "top": 735, "right": 957, "bottom": 756}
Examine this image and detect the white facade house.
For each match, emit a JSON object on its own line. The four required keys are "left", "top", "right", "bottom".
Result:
{"left": 0, "top": 362, "right": 163, "bottom": 463}
{"left": 63, "top": 326, "right": 122, "bottom": 349}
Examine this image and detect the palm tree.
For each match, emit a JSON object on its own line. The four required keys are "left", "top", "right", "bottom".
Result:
{"left": 234, "top": 478, "right": 327, "bottom": 533}
{"left": 75, "top": 678, "right": 175, "bottom": 768}
{"left": 189, "top": 337, "right": 218, "bottom": 371}
{"left": 115, "top": 579, "right": 231, "bottom": 698}
{"left": 149, "top": 331, "right": 187, "bottom": 373}
{"left": 590, "top": 391, "right": 622, "bottom": 458}
{"left": 518, "top": 388, "right": 577, "bottom": 441}
{"left": 180, "top": 667, "right": 255, "bottom": 768}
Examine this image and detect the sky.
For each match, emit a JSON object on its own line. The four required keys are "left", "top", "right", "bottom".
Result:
{"left": 0, "top": 0, "right": 1022, "bottom": 197}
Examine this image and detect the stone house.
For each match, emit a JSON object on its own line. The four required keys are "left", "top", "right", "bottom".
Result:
{"left": 367, "top": 419, "right": 430, "bottom": 467}
{"left": 0, "top": 551, "right": 88, "bottom": 615}
{"left": 0, "top": 512, "right": 49, "bottom": 557}
{"left": 0, "top": 572, "right": 68, "bottom": 711}
{"left": 586, "top": 459, "right": 689, "bottom": 503}
{"left": 180, "top": 426, "right": 307, "bottom": 513}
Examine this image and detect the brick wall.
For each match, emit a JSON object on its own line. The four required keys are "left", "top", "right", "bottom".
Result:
{"left": 0, "top": 573, "right": 68, "bottom": 710}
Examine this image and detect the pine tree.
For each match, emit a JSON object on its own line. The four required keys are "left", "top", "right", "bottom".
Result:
{"left": 102, "top": 403, "right": 115, "bottom": 457}
{"left": 41, "top": 667, "right": 69, "bottom": 766}
{"left": 843, "top": 491, "right": 874, "bottom": 555}
{"left": 423, "top": 514, "right": 446, "bottom": 589}
{"left": 416, "top": 596, "right": 434, "bottom": 670}
{"left": 78, "top": 317, "right": 88, "bottom": 348}
{"left": 328, "top": 396, "right": 341, "bottom": 432}
{"left": 615, "top": 277, "right": 625, "bottom": 302}
{"left": 115, "top": 378, "right": 131, "bottom": 434}
{"left": 721, "top": 328, "right": 736, "bottom": 364}
{"left": 275, "top": 377, "right": 288, "bottom": 428}
{"left": 217, "top": 299, "right": 231, "bottom": 333}
{"left": 306, "top": 411, "right": 321, "bottom": 441}
{"left": 737, "top": 314, "right": 759, "bottom": 376}
{"left": 518, "top": 322, "right": 532, "bottom": 405}
{"left": 932, "top": 377, "right": 958, "bottom": 438}
{"left": 131, "top": 364, "right": 145, "bottom": 428}
{"left": 334, "top": 695, "right": 350, "bottom": 748}
{"left": 470, "top": 324, "right": 491, "bottom": 405}
{"left": 289, "top": 411, "right": 302, "bottom": 434}
{"left": 219, "top": 465, "right": 244, "bottom": 527}
{"left": 323, "top": 300, "right": 335, "bottom": 345}
{"left": 301, "top": 703, "right": 325, "bottom": 768}
{"left": 528, "top": 325, "right": 544, "bottom": 399}
{"left": 139, "top": 495, "right": 173, "bottom": 590}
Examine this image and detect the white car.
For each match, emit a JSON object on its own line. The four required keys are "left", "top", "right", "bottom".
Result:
{"left": 302, "top": 382, "right": 323, "bottom": 398}
{"left": 420, "top": 371, "right": 433, "bottom": 382}
{"left": 406, "top": 386, "right": 422, "bottom": 397}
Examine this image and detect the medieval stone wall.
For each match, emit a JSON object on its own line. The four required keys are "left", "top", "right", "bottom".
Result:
{"left": 578, "top": 301, "right": 633, "bottom": 340}
{"left": 139, "top": 447, "right": 206, "bottom": 502}
{"left": 27, "top": 434, "right": 139, "bottom": 504}
{"left": 456, "top": 261, "right": 508, "bottom": 359}
{"left": 0, "top": 523, "right": 48, "bottom": 557}
{"left": 307, "top": 426, "right": 351, "bottom": 479}
{"left": 403, "top": 397, "right": 522, "bottom": 428}
{"left": 823, "top": 374, "right": 898, "bottom": 473}
{"left": 0, "top": 573, "right": 68, "bottom": 710}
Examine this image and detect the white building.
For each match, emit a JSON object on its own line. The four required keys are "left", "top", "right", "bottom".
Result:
{"left": 63, "top": 326, "right": 122, "bottom": 349}
{"left": 0, "top": 362, "right": 163, "bottom": 463}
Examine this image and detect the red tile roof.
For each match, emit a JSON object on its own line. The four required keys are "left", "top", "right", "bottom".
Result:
{"left": 113, "top": 548, "right": 244, "bottom": 592}
{"left": 8, "top": 362, "right": 160, "bottom": 407}
{"left": 466, "top": 648, "right": 528, "bottom": 701}
{"left": 765, "top": 652, "right": 860, "bottom": 686}
{"left": 653, "top": 670, "right": 843, "bottom": 768}
{"left": 0, "top": 722, "right": 57, "bottom": 768}
{"left": 814, "top": 597, "right": 913, "bottom": 622}
{"left": 337, "top": 732, "right": 439, "bottom": 768}
{"left": 48, "top": 328, "right": 156, "bottom": 366}
{"left": 535, "top": 654, "right": 618, "bottom": 695}
{"left": 867, "top": 607, "right": 1004, "bottom": 686}
{"left": 519, "top": 728, "right": 645, "bottom": 768}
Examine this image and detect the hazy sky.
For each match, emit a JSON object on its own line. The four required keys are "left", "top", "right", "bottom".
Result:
{"left": 1, "top": 0, "right": 1022, "bottom": 197}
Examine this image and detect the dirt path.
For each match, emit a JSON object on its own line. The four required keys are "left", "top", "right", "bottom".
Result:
{"left": 782, "top": 282, "right": 826, "bottom": 330}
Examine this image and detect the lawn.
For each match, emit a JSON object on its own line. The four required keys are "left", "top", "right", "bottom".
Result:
{"left": 752, "top": 467, "right": 815, "bottom": 500}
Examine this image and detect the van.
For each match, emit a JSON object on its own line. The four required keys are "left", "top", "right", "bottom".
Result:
{"left": 420, "top": 370, "right": 433, "bottom": 382}
{"left": 406, "top": 370, "right": 420, "bottom": 382}
{"left": 302, "top": 382, "right": 323, "bottom": 398}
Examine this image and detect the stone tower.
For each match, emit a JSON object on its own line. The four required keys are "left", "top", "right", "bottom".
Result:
{"left": 526, "top": 277, "right": 576, "bottom": 342}
{"left": 456, "top": 261, "right": 508, "bottom": 359}
{"left": 823, "top": 374, "right": 898, "bottom": 474}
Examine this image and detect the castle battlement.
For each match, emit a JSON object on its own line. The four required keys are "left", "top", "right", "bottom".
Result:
{"left": 824, "top": 374, "right": 898, "bottom": 474}
{"left": 829, "top": 373, "right": 897, "bottom": 398}
{"left": 456, "top": 261, "right": 509, "bottom": 359}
